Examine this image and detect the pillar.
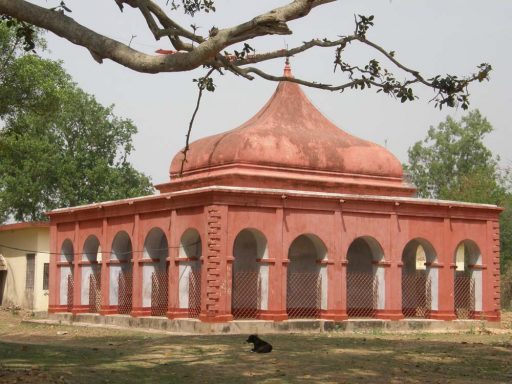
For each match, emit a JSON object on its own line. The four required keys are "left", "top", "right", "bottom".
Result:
{"left": 199, "top": 204, "right": 232, "bottom": 322}
{"left": 131, "top": 214, "right": 145, "bottom": 317}
{"left": 430, "top": 217, "right": 456, "bottom": 320}
{"left": 377, "top": 212, "right": 404, "bottom": 320}
{"left": 322, "top": 207, "right": 347, "bottom": 321}
{"left": 259, "top": 206, "right": 288, "bottom": 321}
{"left": 482, "top": 219, "right": 501, "bottom": 321}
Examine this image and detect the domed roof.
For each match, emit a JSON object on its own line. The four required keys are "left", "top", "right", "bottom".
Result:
{"left": 170, "top": 64, "right": 403, "bottom": 179}
{"left": 158, "top": 63, "right": 414, "bottom": 197}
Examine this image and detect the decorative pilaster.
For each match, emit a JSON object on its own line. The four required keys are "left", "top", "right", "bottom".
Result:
{"left": 484, "top": 220, "right": 501, "bottom": 321}
{"left": 200, "top": 205, "right": 232, "bottom": 322}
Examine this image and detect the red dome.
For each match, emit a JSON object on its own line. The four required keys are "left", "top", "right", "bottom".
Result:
{"left": 159, "top": 64, "right": 413, "bottom": 197}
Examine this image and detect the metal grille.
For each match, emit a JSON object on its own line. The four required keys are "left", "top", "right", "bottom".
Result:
{"left": 232, "top": 270, "right": 261, "bottom": 319}
{"left": 151, "top": 269, "right": 168, "bottom": 316}
{"left": 454, "top": 274, "right": 475, "bottom": 319}
{"left": 66, "top": 274, "right": 74, "bottom": 312}
{"left": 347, "top": 272, "right": 378, "bottom": 318}
{"left": 118, "top": 270, "right": 133, "bottom": 315}
{"left": 88, "top": 272, "right": 101, "bottom": 313}
{"left": 188, "top": 269, "right": 201, "bottom": 318}
{"left": 402, "top": 271, "right": 432, "bottom": 318}
{"left": 286, "top": 272, "right": 321, "bottom": 319}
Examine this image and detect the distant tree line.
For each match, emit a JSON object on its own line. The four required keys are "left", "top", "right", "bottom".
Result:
{"left": 406, "top": 110, "right": 512, "bottom": 309}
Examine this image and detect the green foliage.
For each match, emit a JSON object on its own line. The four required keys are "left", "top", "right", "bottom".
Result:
{"left": 406, "top": 110, "right": 504, "bottom": 203}
{"left": 406, "top": 110, "right": 512, "bottom": 271}
{"left": 0, "top": 21, "right": 153, "bottom": 223}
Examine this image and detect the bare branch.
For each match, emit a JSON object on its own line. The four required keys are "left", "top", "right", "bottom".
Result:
{"left": 179, "top": 68, "right": 216, "bottom": 176}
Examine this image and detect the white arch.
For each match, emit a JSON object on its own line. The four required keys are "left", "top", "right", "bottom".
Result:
{"left": 401, "top": 238, "right": 439, "bottom": 313}
{"left": 455, "top": 240, "right": 483, "bottom": 313}
{"left": 109, "top": 231, "right": 132, "bottom": 306}
{"left": 287, "top": 234, "right": 328, "bottom": 312}
{"left": 142, "top": 228, "right": 169, "bottom": 309}
{"left": 347, "top": 236, "right": 385, "bottom": 313}
{"left": 81, "top": 235, "right": 101, "bottom": 308}
{"left": 178, "top": 228, "right": 201, "bottom": 311}
{"left": 59, "top": 239, "right": 74, "bottom": 306}
{"left": 232, "top": 228, "right": 269, "bottom": 314}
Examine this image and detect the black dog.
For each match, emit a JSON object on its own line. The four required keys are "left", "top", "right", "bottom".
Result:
{"left": 246, "top": 334, "right": 272, "bottom": 353}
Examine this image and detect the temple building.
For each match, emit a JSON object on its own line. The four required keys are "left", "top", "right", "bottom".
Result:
{"left": 47, "top": 63, "right": 502, "bottom": 323}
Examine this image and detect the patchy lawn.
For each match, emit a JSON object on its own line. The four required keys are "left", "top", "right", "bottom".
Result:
{"left": 1, "top": 310, "right": 511, "bottom": 384}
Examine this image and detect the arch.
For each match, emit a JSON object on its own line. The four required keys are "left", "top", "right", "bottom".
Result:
{"left": 401, "top": 238, "right": 438, "bottom": 318}
{"left": 81, "top": 235, "right": 101, "bottom": 312}
{"left": 346, "top": 236, "right": 385, "bottom": 318}
{"left": 178, "top": 228, "right": 202, "bottom": 318}
{"left": 286, "top": 234, "right": 327, "bottom": 319}
{"left": 109, "top": 231, "right": 133, "bottom": 314}
{"left": 59, "top": 239, "right": 74, "bottom": 310}
{"left": 231, "top": 228, "right": 269, "bottom": 319}
{"left": 60, "top": 239, "right": 74, "bottom": 262}
{"left": 142, "top": 228, "right": 169, "bottom": 316}
{"left": 454, "top": 240, "right": 483, "bottom": 318}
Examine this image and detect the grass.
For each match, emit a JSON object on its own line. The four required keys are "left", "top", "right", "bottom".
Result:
{"left": 0, "top": 311, "right": 512, "bottom": 383}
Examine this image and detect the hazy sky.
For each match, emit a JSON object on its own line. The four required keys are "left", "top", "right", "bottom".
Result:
{"left": 41, "top": 0, "right": 512, "bottom": 185}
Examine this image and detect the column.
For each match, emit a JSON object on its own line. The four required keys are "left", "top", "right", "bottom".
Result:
{"left": 259, "top": 207, "right": 287, "bottom": 321}
{"left": 131, "top": 214, "right": 145, "bottom": 317}
{"left": 430, "top": 217, "right": 456, "bottom": 320}
{"left": 199, "top": 204, "right": 232, "bottom": 322}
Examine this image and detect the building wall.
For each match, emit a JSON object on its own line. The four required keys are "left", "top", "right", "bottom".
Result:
{"left": 0, "top": 227, "right": 49, "bottom": 311}
{"left": 48, "top": 189, "right": 502, "bottom": 322}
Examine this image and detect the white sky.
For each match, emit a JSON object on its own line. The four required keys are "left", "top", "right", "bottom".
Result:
{"left": 41, "top": 0, "right": 512, "bottom": 185}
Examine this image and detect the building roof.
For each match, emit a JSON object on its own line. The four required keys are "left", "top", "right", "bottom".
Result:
{"left": 0, "top": 222, "right": 49, "bottom": 233}
{"left": 171, "top": 63, "right": 403, "bottom": 179}
{"left": 161, "top": 63, "right": 413, "bottom": 196}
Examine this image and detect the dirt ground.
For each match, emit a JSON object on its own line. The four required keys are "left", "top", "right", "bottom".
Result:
{"left": 1, "top": 309, "right": 511, "bottom": 384}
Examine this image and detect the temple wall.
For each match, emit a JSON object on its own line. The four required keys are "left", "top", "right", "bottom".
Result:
{"left": 48, "top": 189, "right": 502, "bottom": 322}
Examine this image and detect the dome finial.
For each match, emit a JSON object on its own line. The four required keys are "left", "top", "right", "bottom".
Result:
{"left": 284, "top": 56, "right": 292, "bottom": 77}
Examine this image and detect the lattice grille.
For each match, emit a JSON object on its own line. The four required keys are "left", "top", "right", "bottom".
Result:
{"left": 188, "top": 269, "right": 201, "bottom": 318}
{"left": 454, "top": 274, "right": 475, "bottom": 319}
{"left": 88, "top": 271, "right": 101, "bottom": 313}
{"left": 286, "top": 272, "right": 321, "bottom": 319}
{"left": 66, "top": 274, "right": 74, "bottom": 312}
{"left": 347, "top": 272, "right": 378, "bottom": 318}
{"left": 402, "top": 271, "right": 431, "bottom": 318}
{"left": 151, "top": 269, "right": 168, "bottom": 316}
{"left": 118, "top": 270, "right": 133, "bottom": 315}
{"left": 232, "top": 270, "right": 261, "bottom": 319}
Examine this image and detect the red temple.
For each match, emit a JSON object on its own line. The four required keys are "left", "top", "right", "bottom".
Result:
{"left": 47, "top": 63, "right": 502, "bottom": 323}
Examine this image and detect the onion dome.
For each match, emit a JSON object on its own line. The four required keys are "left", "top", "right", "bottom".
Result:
{"left": 157, "top": 62, "right": 415, "bottom": 197}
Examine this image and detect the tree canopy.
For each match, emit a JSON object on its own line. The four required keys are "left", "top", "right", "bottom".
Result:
{"left": 405, "top": 111, "right": 511, "bottom": 273}
{"left": 0, "top": 0, "right": 491, "bottom": 110}
{"left": 0, "top": 21, "right": 153, "bottom": 223}
{"left": 406, "top": 110, "right": 505, "bottom": 204}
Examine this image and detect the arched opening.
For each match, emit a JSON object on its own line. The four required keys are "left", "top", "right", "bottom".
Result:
{"left": 401, "top": 238, "right": 438, "bottom": 318}
{"left": 454, "top": 240, "right": 482, "bottom": 319}
{"left": 178, "top": 228, "right": 202, "bottom": 318}
{"left": 286, "top": 234, "right": 327, "bottom": 319}
{"left": 231, "top": 229, "right": 269, "bottom": 319}
{"left": 142, "top": 228, "right": 169, "bottom": 316}
{"left": 109, "top": 231, "right": 133, "bottom": 314}
{"left": 81, "top": 235, "right": 101, "bottom": 313}
{"left": 60, "top": 239, "right": 74, "bottom": 311}
{"left": 346, "top": 236, "right": 384, "bottom": 318}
